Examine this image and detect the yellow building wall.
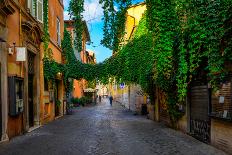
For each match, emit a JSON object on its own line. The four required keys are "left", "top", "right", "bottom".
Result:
{"left": 113, "top": 3, "right": 147, "bottom": 114}
{"left": 124, "top": 3, "right": 146, "bottom": 41}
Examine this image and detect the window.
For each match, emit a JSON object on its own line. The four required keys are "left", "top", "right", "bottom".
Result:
{"left": 210, "top": 77, "right": 232, "bottom": 120}
{"left": 27, "top": 0, "right": 36, "bottom": 17}
{"left": 27, "top": 0, "right": 43, "bottom": 23}
{"left": 44, "top": 78, "right": 48, "bottom": 91}
{"left": 57, "top": 17, "right": 61, "bottom": 46}
{"left": 37, "top": 0, "right": 43, "bottom": 23}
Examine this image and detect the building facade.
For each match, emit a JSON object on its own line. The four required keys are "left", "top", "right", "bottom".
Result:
{"left": 41, "top": 0, "right": 65, "bottom": 124}
{"left": 112, "top": 2, "right": 232, "bottom": 153}
{"left": 64, "top": 20, "right": 91, "bottom": 99}
{"left": 112, "top": 2, "right": 147, "bottom": 114}
{"left": 0, "top": 0, "right": 44, "bottom": 139}
{"left": 0, "top": 0, "right": 66, "bottom": 141}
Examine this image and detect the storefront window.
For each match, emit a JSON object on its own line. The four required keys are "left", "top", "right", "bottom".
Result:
{"left": 210, "top": 77, "right": 232, "bottom": 120}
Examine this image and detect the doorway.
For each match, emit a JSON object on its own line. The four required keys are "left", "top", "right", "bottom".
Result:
{"left": 0, "top": 65, "right": 2, "bottom": 138}
{"left": 190, "top": 80, "right": 210, "bottom": 143}
{"left": 54, "top": 80, "right": 60, "bottom": 117}
{"left": 28, "top": 52, "right": 35, "bottom": 127}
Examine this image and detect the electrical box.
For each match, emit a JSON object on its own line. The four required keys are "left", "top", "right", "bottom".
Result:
{"left": 8, "top": 76, "right": 24, "bottom": 116}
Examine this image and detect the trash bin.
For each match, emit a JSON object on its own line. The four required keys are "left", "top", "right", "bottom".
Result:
{"left": 141, "top": 104, "right": 147, "bottom": 115}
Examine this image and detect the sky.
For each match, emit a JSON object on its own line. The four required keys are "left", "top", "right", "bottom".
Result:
{"left": 63, "top": 0, "right": 143, "bottom": 63}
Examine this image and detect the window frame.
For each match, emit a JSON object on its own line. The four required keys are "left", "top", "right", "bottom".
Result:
{"left": 37, "top": 0, "right": 43, "bottom": 23}
{"left": 57, "top": 17, "right": 61, "bottom": 46}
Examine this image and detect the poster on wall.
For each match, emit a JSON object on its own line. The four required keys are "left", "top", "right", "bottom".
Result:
{"left": 16, "top": 47, "right": 26, "bottom": 61}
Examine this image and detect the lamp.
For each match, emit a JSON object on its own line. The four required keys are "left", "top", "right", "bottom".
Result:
{"left": 8, "top": 42, "right": 16, "bottom": 55}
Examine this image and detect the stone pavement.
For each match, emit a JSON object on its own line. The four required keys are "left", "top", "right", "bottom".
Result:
{"left": 0, "top": 99, "right": 227, "bottom": 155}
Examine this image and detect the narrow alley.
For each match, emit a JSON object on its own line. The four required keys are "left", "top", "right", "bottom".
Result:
{"left": 0, "top": 99, "right": 226, "bottom": 155}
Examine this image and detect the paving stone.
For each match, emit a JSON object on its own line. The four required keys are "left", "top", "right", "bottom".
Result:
{"left": 0, "top": 99, "right": 227, "bottom": 155}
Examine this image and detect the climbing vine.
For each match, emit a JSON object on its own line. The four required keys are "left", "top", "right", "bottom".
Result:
{"left": 100, "top": 0, "right": 131, "bottom": 51}
{"left": 42, "top": 0, "right": 50, "bottom": 58}
{"left": 44, "top": 0, "right": 232, "bottom": 124}
{"left": 68, "top": 0, "right": 85, "bottom": 52}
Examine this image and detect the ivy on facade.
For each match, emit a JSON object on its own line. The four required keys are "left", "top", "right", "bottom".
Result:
{"left": 43, "top": 0, "right": 232, "bottom": 123}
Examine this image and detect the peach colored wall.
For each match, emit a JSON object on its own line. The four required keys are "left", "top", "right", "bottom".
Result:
{"left": 73, "top": 80, "right": 83, "bottom": 98}
{"left": 42, "top": 0, "right": 64, "bottom": 123}
{"left": 65, "top": 21, "right": 89, "bottom": 99}
{"left": 48, "top": 0, "right": 64, "bottom": 63}
{"left": 6, "top": 2, "right": 23, "bottom": 139}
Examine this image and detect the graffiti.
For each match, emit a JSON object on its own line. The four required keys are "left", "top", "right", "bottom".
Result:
{"left": 190, "top": 119, "right": 210, "bottom": 143}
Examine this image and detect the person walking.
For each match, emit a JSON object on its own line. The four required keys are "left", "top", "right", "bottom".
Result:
{"left": 99, "top": 95, "right": 102, "bottom": 103}
{"left": 109, "top": 95, "right": 113, "bottom": 106}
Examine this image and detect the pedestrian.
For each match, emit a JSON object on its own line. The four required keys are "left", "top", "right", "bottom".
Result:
{"left": 99, "top": 95, "right": 102, "bottom": 102}
{"left": 109, "top": 95, "right": 113, "bottom": 106}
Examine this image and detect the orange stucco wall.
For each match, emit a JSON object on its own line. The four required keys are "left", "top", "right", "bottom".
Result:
{"left": 6, "top": 2, "right": 24, "bottom": 139}
{"left": 41, "top": 0, "right": 65, "bottom": 124}
{"left": 48, "top": 0, "right": 64, "bottom": 63}
{"left": 73, "top": 80, "right": 83, "bottom": 98}
{"left": 64, "top": 20, "right": 89, "bottom": 99}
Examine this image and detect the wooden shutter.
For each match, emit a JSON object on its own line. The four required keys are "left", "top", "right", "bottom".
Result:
{"left": 27, "top": 0, "right": 32, "bottom": 12}
{"left": 57, "top": 18, "right": 61, "bottom": 46}
{"left": 37, "top": 0, "right": 43, "bottom": 23}
{"left": 27, "top": 0, "right": 36, "bottom": 17}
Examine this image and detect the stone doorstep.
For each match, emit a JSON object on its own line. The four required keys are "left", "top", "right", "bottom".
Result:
{"left": 28, "top": 125, "right": 41, "bottom": 133}
{"left": 0, "top": 134, "right": 9, "bottom": 144}
{"left": 54, "top": 115, "right": 63, "bottom": 120}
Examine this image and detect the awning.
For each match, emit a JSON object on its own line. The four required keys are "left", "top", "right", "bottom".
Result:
{"left": 83, "top": 88, "right": 96, "bottom": 93}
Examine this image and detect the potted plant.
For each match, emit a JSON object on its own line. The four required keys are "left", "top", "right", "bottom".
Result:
{"left": 66, "top": 102, "right": 73, "bottom": 115}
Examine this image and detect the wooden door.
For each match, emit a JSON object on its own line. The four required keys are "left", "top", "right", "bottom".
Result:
{"left": 0, "top": 65, "right": 2, "bottom": 138}
{"left": 55, "top": 80, "right": 59, "bottom": 117}
{"left": 28, "top": 52, "right": 35, "bottom": 127}
{"left": 28, "top": 75, "right": 34, "bottom": 127}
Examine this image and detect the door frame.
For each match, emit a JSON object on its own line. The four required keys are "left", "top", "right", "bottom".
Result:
{"left": 25, "top": 49, "right": 40, "bottom": 130}
{"left": 0, "top": 64, "right": 2, "bottom": 138}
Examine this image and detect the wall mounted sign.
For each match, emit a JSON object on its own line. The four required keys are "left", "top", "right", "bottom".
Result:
{"left": 120, "top": 83, "right": 125, "bottom": 89}
{"left": 16, "top": 47, "right": 26, "bottom": 61}
{"left": 219, "top": 96, "right": 225, "bottom": 104}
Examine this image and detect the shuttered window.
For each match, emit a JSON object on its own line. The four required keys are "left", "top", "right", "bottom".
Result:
{"left": 57, "top": 17, "right": 61, "bottom": 46}
{"left": 27, "top": 0, "right": 36, "bottom": 17}
{"left": 28, "top": 0, "right": 43, "bottom": 22}
{"left": 37, "top": 0, "right": 43, "bottom": 23}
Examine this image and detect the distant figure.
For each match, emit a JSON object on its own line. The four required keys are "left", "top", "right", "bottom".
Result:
{"left": 99, "top": 95, "right": 102, "bottom": 102}
{"left": 109, "top": 95, "right": 113, "bottom": 106}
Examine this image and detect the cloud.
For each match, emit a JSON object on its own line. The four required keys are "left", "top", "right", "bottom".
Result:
{"left": 64, "top": 11, "right": 70, "bottom": 20}
{"left": 63, "top": 0, "right": 103, "bottom": 23}
{"left": 83, "top": 0, "right": 103, "bottom": 23}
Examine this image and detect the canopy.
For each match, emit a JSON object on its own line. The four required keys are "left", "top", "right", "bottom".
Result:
{"left": 83, "top": 88, "right": 96, "bottom": 93}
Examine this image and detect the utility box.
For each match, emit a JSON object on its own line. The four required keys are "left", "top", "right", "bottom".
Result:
{"left": 8, "top": 76, "right": 24, "bottom": 116}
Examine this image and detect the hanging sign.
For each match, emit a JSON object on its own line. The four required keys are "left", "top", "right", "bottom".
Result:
{"left": 16, "top": 47, "right": 26, "bottom": 61}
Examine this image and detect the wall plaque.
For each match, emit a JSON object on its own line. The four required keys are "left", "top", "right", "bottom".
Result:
{"left": 16, "top": 47, "right": 26, "bottom": 61}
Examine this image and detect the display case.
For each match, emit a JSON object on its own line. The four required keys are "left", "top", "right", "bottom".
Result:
{"left": 210, "top": 76, "right": 232, "bottom": 121}
{"left": 8, "top": 76, "right": 24, "bottom": 116}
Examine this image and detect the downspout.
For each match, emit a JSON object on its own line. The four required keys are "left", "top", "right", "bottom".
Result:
{"left": 19, "top": 8, "right": 23, "bottom": 77}
{"left": 127, "top": 15, "right": 136, "bottom": 40}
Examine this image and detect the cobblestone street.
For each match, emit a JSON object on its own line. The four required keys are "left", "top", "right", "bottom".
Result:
{"left": 0, "top": 99, "right": 227, "bottom": 155}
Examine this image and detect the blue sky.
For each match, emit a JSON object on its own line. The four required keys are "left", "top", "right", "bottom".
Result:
{"left": 64, "top": 0, "right": 144, "bottom": 63}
